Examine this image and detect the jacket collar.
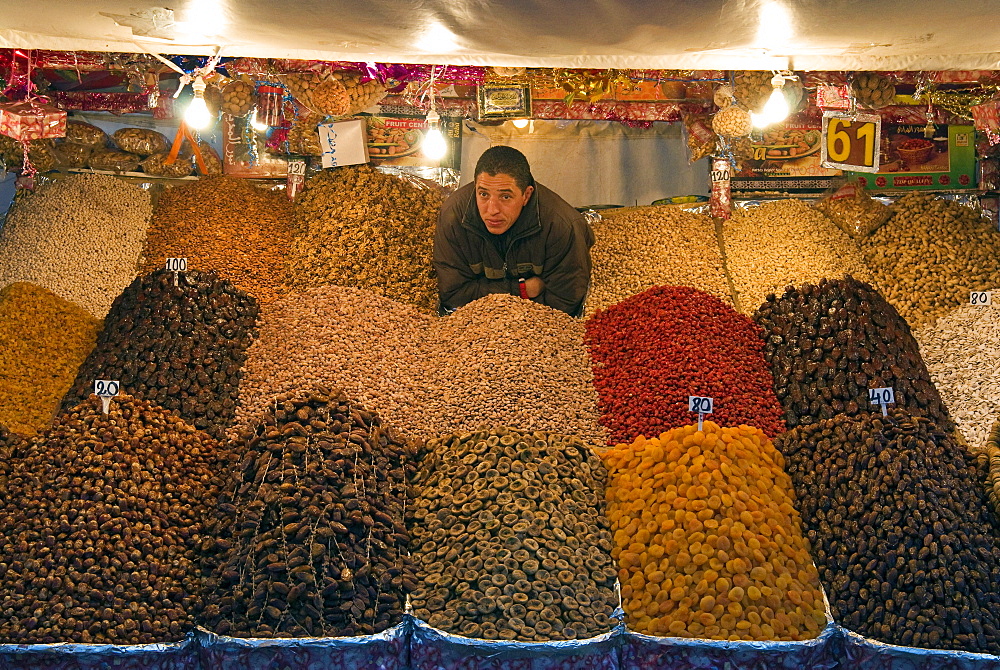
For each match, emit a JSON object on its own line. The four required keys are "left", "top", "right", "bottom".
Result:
{"left": 461, "top": 183, "right": 542, "bottom": 243}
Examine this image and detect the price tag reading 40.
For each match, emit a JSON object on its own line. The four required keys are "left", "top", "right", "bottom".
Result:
{"left": 821, "top": 112, "right": 882, "bottom": 173}
{"left": 869, "top": 387, "right": 895, "bottom": 417}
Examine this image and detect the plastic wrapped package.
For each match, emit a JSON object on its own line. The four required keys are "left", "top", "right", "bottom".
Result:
{"left": 141, "top": 152, "right": 194, "bottom": 178}
{"left": 53, "top": 141, "right": 94, "bottom": 168}
{"left": 64, "top": 120, "right": 108, "bottom": 146}
{"left": 0, "top": 136, "right": 57, "bottom": 172}
{"left": 0, "top": 635, "right": 199, "bottom": 670}
{"left": 112, "top": 127, "right": 170, "bottom": 156}
{"left": 194, "top": 141, "right": 223, "bottom": 175}
{"left": 682, "top": 110, "right": 718, "bottom": 163}
{"left": 87, "top": 148, "right": 141, "bottom": 172}
{"left": 813, "top": 182, "right": 892, "bottom": 237}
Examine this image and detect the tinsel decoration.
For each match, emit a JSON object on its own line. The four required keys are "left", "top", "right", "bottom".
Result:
{"left": 927, "top": 87, "right": 1000, "bottom": 121}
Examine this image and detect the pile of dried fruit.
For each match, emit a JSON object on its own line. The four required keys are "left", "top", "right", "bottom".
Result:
{"left": 980, "top": 420, "right": 1000, "bottom": 519}
{"left": 0, "top": 174, "right": 152, "bottom": 318}
{"left": 754, "top": 277, "right": 951, "bottom": 430}
{"left": 0, "top": 395, "right": 228, "bottom": 644}
{"left": 603, "top": 421, "right": 827, "bottom": 640}
{"left": 236, "top": 288, "right": 605, "bottom": 444}
{"left": 585, "top": 286, "right": 785, "bottom": 445}
{"left": 141, "top": 177, "right": 295, "bottom": 306}
{"left": 203, "top": 386, "right": 413, "bottom": 637}
{"left": 409, "top": 427, "right": 618, "bottom": 641}
{"left": 915, "top": 299, "right": 1000, "bottom": 451}
{"left": 287, "top": 165, "right": 442, "bottom": 312}
{"left": 723, "top": 200, "right": 870, "bottom": 314}
{"left": 861, "top": 194, "right": 1000, "bottom": 326}
{"left": 0, "top": 283, "right": 101, "bottom": 436}
{"left": 585, "top": 206, "right": 731, "bottom": 316}
{"left": 62, "top": 269, "right": 259, "bottom": 439}
{"left": 777, "top": 410, "right": 1000, "bottom": 654}
{"left": 0, "top": 424, "right": 24, "bottom": 491}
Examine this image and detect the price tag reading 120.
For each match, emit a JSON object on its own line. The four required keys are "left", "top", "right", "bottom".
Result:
{"left": 821, "top": 112, "right": 882, "bottom": 173}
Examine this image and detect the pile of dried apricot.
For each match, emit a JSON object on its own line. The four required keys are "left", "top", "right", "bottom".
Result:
{"left": 602, "top": 421, "right": 827, "bottom": 640}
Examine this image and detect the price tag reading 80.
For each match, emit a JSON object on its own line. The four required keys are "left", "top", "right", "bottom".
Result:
{"left": 970, "top": 291, "right": 993, "bottom": 306}
{"left": 93, "top": 380, "right": 120, "bottom": 398}
{"left": 688, "top": 396, "right": 714, "bottom": 414}
{"left": 165, "top": 258, "right": 187, "bottom": 272}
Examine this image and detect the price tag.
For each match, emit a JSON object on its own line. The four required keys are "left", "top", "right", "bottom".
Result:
{"left": 689, "top": 396, "right": 714, "bottom": 431}
{"left": 165, "top": 258, "right": 187, "bottom": 272}
{"left": 970, "top": 290, "right": 993, "bottom": 306}
{"left": 821, "top": 112, "right": 882, "bottom": 173}
{"left": 869, "top": 387, "right": 895, "bottom": 416}
{"left": 287, "top": 158, "right": 306, "bottom": 200}
{"left": 93, "top": 380, "right": 120, "bottom": 415}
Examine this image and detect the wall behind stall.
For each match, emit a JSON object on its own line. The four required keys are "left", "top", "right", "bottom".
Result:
{"left": 460, "top": 119, "right": 708, "bottom": 208}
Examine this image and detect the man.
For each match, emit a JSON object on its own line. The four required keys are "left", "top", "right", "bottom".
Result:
{"left": 434, "top": 146, "right": 594, "bottom": 317}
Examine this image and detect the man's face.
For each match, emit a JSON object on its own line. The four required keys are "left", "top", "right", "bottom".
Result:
{"left": 475, "top": 172, "right": 534, "bottom": 235}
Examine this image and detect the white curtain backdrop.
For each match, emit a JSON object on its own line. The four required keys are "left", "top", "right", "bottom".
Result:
{"left": 459, "top": 120, "right": 708, "bottom": 209}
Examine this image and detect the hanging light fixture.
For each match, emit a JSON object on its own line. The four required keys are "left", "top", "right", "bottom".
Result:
{"left": 249, "top": 107, "right": 269, "bottom": 132}
{"left": 184, "top": 74, "right": 212, "bottom": 129}
{"left": 422, "top": 109, "right": 448, "bottom": 160}
{"left": 751, "top": 72, "right": 792, "bottom": 128}
{"left": 422, "top": 66, "right": 448, "bottom": 160}
{"left": 511, "top": 118, "right": 530, "bottom": 129}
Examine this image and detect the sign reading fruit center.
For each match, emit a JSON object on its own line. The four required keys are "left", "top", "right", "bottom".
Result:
{"left": 821, "top": 112, "right": 881, "bottom": 173}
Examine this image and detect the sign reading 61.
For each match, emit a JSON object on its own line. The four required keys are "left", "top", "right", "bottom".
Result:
{"left": 821, "top": 112, "right": 882, "bottom": 173}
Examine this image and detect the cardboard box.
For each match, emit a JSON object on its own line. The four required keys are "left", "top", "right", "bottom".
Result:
{"left": 318, "top": 118, "right": 369, "bottom": 168}
{"left": 0, "top": 100, "right": 67, "bottom": 141}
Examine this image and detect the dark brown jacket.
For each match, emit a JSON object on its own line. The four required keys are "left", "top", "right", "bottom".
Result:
{"left": 434, "top": 182, "right": 594, "bottom": 316}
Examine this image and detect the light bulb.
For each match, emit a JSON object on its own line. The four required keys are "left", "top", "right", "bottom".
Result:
{"left": 250, "top": 108, "right": 268, "bottom": 132}
{"left": 185, "top": 75, "right": 212, "bottom": 129}
{"left": 511, "top": 118, "right": 529, "bottom": 129}
{"left": 751, "top": 75, "right": 790, "bottom": 128}
{"left": 422, "top": 126, "right": 448, "bottom": 160}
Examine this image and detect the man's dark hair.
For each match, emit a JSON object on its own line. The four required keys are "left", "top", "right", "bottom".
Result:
{"left": 474, "top": 145, "right": 533, "bottom": 192}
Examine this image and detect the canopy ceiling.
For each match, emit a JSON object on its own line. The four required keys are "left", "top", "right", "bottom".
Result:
{"left": 2, "top": 0, "right": 1000, "bottom": 71}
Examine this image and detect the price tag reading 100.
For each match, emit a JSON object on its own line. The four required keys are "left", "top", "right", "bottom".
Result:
{"left": 821, "top": 112, "right": 882, "bottom": 173}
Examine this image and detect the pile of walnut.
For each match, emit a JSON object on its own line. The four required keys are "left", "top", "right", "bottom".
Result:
{"left": 286, "top": 166, "right": 443, "bottom": 312}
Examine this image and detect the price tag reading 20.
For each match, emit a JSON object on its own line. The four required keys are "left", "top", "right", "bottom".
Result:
{"left": 93, "top": 379, "right": 120, "bottom": 415}
{"left": 821, "top": 112, "right": 881, "bottom": 173}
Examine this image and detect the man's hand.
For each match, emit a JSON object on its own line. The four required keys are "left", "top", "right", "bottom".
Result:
{"left": 523, "top": 276, "right": 545, "bottom": 298}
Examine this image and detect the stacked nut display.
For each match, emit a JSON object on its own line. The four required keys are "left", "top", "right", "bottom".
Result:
{"left": 777, "top": 410, "right": 1000, "bottom": 654}
{"left": 221, "top": 79, "right": 256, "bottom": 117}
{"left": 0, "top": 282, "right": 100, "bottom": 436}
{"left": 861, "top": 193, "right": 1000, "bottom": 326}
{"left": 585, "top": 206, "right": 731, "bottom": 316}
{"left": 140, "top": 176, "right": 295, "bottom": 305}
{"left": 0, "top": 395, "right": 228, "bottom": 644}
{"left": 287, "top": 165, "right": 443, "bottom": 312}
{"left": 62, "top": 269, "right": 260, "bottom": 439}
{"left": 0, "top": 173, "right": 152, "bottom": 318}
{"left": 409, "top": 428, "right": 618, "bottom": 641}
{"left": 915, "top": 298, "right": 1000, "bottom": 451}
{"left": 603, "top": 422, "right": 828, "bottom": 640}
{"left": 723, "top": 200, "right": 870, "bottom": 314}
{"left": 203, "top": 386, "right": 414, "bottom": 637}
{"left": 753, "top": 276, "right": 952, "bottom": 431}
